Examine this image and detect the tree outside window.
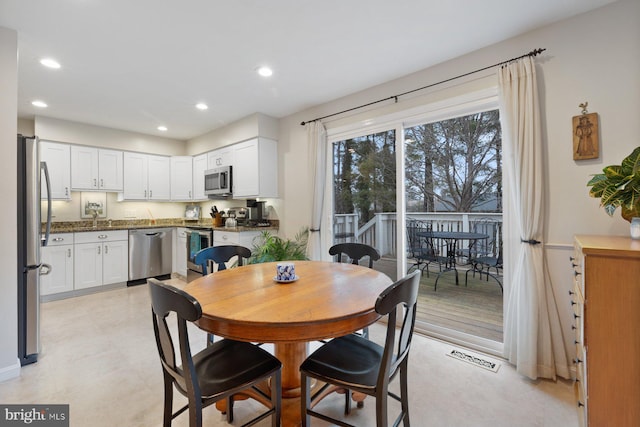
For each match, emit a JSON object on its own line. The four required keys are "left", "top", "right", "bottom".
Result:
{"left": 405, "top": 110, "right": 502, "bottom": 213}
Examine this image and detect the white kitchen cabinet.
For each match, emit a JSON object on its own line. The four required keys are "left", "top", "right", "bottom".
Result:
{"left": 192, "top": 153, "right": 208, "bottom": 200}
{"left": 174, "top": 227, "right": 188, "bottom": 277}
{"left": 40, "top": 233, "right": 74, "bottom": 296}
{"left": 71, "top": 146, "right": 123, "bottom": 191}
{"left": 170, "top": 156, "right": 193, "bottom": 201}
{"left": 232, "top": 138, "right": 278, "bottom": 198}
{"left": 121, "top": 152, "right": 170, "bottom": 200}
{"left": 74, "top": 230, "right": 128, "bottom": 290}
{"left": 212, "top": 229, "right": 260, "bottom": 271}
{"left": 214, "top": 230, "right": 261, "bottom": 248}
{"left": 40, "top": 141, "right": 71, "bottom": 200}
{"left": 207, "top": 146, "right": 234, "bottom": 169}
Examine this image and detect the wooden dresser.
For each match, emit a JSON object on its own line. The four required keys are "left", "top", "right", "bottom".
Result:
{"left": 571, "top": 235, "right": 640, "bottom": 427}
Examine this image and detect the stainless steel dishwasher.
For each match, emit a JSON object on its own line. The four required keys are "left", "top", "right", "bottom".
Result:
{"left": 128, "top": 228, "right": 173, "bottom": 284}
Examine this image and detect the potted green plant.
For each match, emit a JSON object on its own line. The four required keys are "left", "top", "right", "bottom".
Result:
{"left": 587, "top": 146, "right": 640, "bottom": 221}
{"left": 249, "top": 227, "right": 309, "bottom": 263}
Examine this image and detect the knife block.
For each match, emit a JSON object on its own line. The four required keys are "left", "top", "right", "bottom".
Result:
{"left": 212, "top": 213, "right": 223, "bottom": 227}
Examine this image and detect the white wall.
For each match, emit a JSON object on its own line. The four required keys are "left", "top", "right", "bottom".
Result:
{"left": 35, "top": 116, "right": 186, "bottom": 155}
{"left": 185, "top": 112, "right": 279, "bottom": 155}
{"left": 275, "top": 0, "right": 640, "bottom": 360}
{"left": 0, "top": 27, "right": 19, "bottom": 381}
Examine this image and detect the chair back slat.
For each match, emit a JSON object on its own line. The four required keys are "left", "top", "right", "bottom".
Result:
{"left": 375, "top": 270, "right": 421, "bottom": 385}
{"left": 148, "top": 279, "right": 202, "bottom": 392}
{"left": 329, "top": 242, "right": 380, "bottom": 268}
{"left": 194, "top": 245, "right": 251, "bottom": 275}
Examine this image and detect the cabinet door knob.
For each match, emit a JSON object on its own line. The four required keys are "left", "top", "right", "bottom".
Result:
{"left": 67, "top": 248, "right": 71, "bottom": 257}
{"left": 97, "top": 246, "right": 101, "bottom": 255}
{"left": 98, "top": 234, "right": 107, "bottom": 239}
{"left": 105, "top": 245, "right": 109, "bottom": 254}
{"left": 93, "top": 178, "right": 97, "bottom": 187}
{"left": 100, "top": 178, "right": 104, "bottom": 187}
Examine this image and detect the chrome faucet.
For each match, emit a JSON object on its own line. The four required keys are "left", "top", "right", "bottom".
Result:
{"left": 90, "top": 209, "right": 98, "bottom": 228}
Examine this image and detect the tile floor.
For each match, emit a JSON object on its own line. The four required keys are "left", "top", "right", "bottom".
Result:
{"left": 0, "top": 282, "right": 578, "bottom": 426}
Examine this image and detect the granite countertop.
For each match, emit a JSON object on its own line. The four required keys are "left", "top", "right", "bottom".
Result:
{"left": 46, "top": 218, "right": 278, "bottom": 234}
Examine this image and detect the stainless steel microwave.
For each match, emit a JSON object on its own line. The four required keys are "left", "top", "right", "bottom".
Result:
{"left": 204, "top": 165, "right": 232, "bottom": 197}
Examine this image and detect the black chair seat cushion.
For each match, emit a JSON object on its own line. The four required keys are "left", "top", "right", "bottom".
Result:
{"left": 300, "top": 334, "right": 384, "bottom": 392}
{"left": 192, "top": 339, "right": 281, "bottom": 398}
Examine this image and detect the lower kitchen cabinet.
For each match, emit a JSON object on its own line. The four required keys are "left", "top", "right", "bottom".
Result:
{"left": 74, "top": 230, "right": 128, "bottom": 290}
{"left": 40, "top": 233, "right": 74, "bottom": 296}
{"left": 174, "top": 227, "right": 188, "bottom": 277}
{"left": 213, "top": 230, "right": 261, "bottom": 248}
{"left": 571, "top": 235, "right": 640, "bottom": 427}
{"left": 212, "top": 229, "right": 261, "bottom": 270}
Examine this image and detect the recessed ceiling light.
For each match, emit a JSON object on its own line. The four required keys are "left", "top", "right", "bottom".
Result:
{"left": 157, "top": 126, "right": 168, "bottom": 132}
{"left": 257, "top": 66, "right": 273, "bottom": 77}
{"left": 40, "top": 58, "right": 61, "bottom": 69}
{"left": 195, "top": 103, "right": 208, "bottom": 110}
{"left": 32, "top": 100, "right": 48, "bottom": 108}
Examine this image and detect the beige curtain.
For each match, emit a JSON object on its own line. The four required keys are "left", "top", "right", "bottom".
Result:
{"left": 498, "top": 57, "right": 570, "bottom": 380}
{"left": 306, "top": 122, "right": 327, "bottom": 260}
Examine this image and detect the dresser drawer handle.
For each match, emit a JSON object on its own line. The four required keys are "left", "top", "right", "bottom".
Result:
{"left": 52, "top": 237, "right": 64, "bottom": 242}
{"left": 98, "top": 234, "right": 108, "bottom": 239}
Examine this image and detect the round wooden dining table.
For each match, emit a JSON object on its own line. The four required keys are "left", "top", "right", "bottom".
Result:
{"left": 184, "top": 260, "right": 393, "bottom": 426}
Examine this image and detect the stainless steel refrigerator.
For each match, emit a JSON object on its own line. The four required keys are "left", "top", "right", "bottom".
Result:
{"left": 17, "top": 135, "right": 52, "bottom": 365}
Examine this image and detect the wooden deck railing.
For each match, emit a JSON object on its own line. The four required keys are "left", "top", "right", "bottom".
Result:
{"left": 334, "top": 212, "right": 502, "bottom": 257}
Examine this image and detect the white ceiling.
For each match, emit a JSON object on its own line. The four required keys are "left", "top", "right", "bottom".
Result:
{"left": 1, "top": 0, "right": 616, "bottom": 140}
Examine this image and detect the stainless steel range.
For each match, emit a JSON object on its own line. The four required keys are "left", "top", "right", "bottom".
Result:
{"left": 186, "top": 227, "right": 213, "bottom": 282}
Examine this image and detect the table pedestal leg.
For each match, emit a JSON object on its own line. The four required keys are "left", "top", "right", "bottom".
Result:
{"left": 275, "top": 342, "right": 307, "bottom": 398}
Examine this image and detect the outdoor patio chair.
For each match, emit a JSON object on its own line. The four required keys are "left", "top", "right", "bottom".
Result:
{"left": 406, "top": 218, "right": 447, "bottom": 277}
{"left": 464, "top": 219, "right": 503, "bottom": 292}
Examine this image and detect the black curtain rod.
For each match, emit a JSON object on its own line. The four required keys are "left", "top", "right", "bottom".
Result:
{"left": 300, "top": 48, "right": 546, "bottom": 126}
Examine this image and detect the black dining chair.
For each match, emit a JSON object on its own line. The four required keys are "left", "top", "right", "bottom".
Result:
{"left": 329, "top": 242, "right": 381, "bottom": 269}
{"left": 194, "top": 244, "right": 252, "bottom": 275}
{"left": 194, "top": 244, "right": 253, "bottom": 345}
{"left": 329, "top": 242, "right": 381, "bottom": 341}
{"left": 147, "top": 278, "right": 282, "bottom": 427}
{"left": 300, "top": 270, "right": 421, "bottom": 427}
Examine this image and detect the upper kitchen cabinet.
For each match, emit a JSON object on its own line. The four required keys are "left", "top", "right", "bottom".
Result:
{"left": 232, "top": 138, "right": 278, "bottom": 198}
{"left": 170, "top": 156, "right": 193, "bottom": 201}
{"left": 70, "top": 146, "right": 123, "bottom": 191}
{"left": 40, "top": 141, "right": 71, "bottom": 200}
{"left": 121, "top": 152, "right": 171, "bottom": 201}
{"left": 207, "top": 146, "right": 234, "bottom": 169}
{"left": 192, "top": 153, "right": 208, "bottom": 200}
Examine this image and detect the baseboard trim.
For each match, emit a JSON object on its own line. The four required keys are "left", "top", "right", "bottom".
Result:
{"left": 0, "top": 358, "right": 21, "bottom": 383}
